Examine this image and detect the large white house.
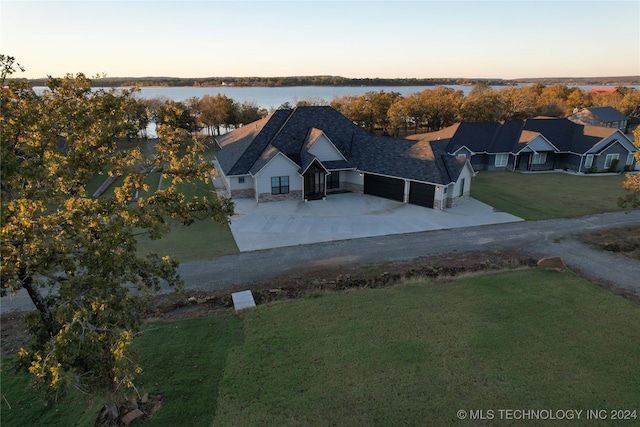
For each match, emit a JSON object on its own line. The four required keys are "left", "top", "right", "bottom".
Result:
{"left": 214, "top": 106, "right": 474, "bottom": 210}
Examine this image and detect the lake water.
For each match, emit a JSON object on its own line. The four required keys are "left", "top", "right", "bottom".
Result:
{"left": 131, "top": 85, "right": 478, "bottom": 108}
{"left": 32, "top": 84, "right": 638, "bottom": 137}
{"left": 34, "top": 84, "right": 479, "bottom": 109}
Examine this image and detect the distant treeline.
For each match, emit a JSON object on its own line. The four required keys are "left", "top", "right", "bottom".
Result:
{"left": 510, "top": 76, "right": 640, "bottom": 86}
{"left": 21, "top": 75, "right": 639, "bottom": 88}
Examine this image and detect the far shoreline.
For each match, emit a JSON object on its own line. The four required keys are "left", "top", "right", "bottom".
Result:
{"left": 21, "top": 75, "right": 640, "bottom": 89}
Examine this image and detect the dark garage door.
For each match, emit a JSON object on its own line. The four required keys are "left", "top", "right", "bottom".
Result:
{"left": 364, "top": 174, "right": 404, "bottom": 202}
{"left": 408, "top": 181, "right": 435, "bottom": 208}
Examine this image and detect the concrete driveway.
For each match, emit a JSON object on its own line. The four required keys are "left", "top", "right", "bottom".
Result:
{"left": 229, "top": 193, "right": 523, "bottom": 251}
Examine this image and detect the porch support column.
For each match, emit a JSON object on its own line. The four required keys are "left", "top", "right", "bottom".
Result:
{"left": 403, "top": 180, "right": 410, "bottom": 204}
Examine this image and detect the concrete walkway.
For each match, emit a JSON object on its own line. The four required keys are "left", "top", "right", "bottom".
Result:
{"left": 229, "top": 193, "right": 523, "bottom": 251}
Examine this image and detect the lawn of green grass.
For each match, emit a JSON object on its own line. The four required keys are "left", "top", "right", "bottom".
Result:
{"left": 213, "top": 269, "right": 640, "bottom": 426}
{"left": 0, "top": 360, "right": 102, "bottom": 427}
{"left": 136, "top": 174, "right": 239, "bottom": 262}
{"left": 136, "top": 217, "right": 238, "bottom": 262}
{"left": 131, "top": 315, "right": 243, "bottom": 426}
{"left": 4, "top": 269, "right": 639, "bottom": 426}
{"left": 0, "top": 315, "right": 242, "bottom": 427}
{"left": 471, "top": 171, "right": 631, "bottom": 220}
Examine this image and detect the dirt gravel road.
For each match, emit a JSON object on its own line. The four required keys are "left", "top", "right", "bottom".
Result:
{"left": 2, "top": 210, "right": 639, "bottom": 314}
{"left": 177, "top": 209, "right": 640, "bottom": 296}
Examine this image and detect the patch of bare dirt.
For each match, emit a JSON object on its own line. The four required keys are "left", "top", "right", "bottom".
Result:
{"left": 578, "top": 225, "right": 640, "bottom": 261}
{"left": 1, "top": 311, "right": 28, "bottom": 357}
{"left": 95, "top": 393, "right": 163, "bottom": 426}
{"left": 145, "top": 250, "right": 538, "bottom": 321}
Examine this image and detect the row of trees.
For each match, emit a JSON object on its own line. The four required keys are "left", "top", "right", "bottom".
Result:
{"left": 130, "top": 84, "right": 639, "bottom": 140}
{"left": 25, "top": 75, "right": 507, "bottom": 88}
{"left": 128, "top": 95, "right": 268, "bottom": 138}
{"left": 23, "top": 75, "right": 640, "bottom": 89}
{"left": 327, "top": 83, "right": 640, "bottom": 135}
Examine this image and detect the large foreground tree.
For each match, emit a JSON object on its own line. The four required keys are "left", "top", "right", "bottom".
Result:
{"left": 0, "top": 55, "right": 234, "bottom": 418}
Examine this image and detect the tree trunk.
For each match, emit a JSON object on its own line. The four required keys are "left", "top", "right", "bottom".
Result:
{"left": 21, "top": 273, "right": 55, "bottom": 337}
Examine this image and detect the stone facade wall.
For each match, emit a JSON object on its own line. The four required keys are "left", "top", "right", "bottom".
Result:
{"left": 444, "top": 191, "right": 470, "bottom": 208}
{"left": 258, "top": 190, "right": 302, "bottom": 202}
{"left": 230, "top": 188, "right": 255, "bottom": 199}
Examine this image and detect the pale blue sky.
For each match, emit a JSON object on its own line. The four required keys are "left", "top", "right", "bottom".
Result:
{"left": 1, "top": 1, "right": 639, "bottom": 79}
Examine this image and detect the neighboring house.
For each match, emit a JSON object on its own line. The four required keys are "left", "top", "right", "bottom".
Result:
{"left": 214, "top": 106, "right": 474, "bottom": 210}
{"left": 590, "top": 88, "right": 623, "bottom": 97}
{"left": 568, "top": 106, "right": 628, "bottom": 132}
{"left": 410, "top": 118, "right": 637, "bottom": 174}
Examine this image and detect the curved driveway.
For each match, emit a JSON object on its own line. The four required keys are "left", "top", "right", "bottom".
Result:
{"left": 178, "top": 209, "right": 640, "bottom": 297}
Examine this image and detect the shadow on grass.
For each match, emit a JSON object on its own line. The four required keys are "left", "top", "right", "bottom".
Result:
{"left": 132, "top": 315, "right": 244, "bottom": 426}
{"left": 1, "top": 315, "right": 244, "bottom": 427}
{"left": 0, "top": 360, "right": 101, "bottom": 427}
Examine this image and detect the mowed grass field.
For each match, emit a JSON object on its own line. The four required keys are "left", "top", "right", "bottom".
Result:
{"left": 471, "top": 171, "right": 631, "bottom": 220}
{"left": 4, "top": 269, "right": 639, "bottom": 426}
{"left": 212, "top": 269, "right": 640, "bottom": 426}
{"left": 135, "top": 178, "right": 239, "bottom": 262}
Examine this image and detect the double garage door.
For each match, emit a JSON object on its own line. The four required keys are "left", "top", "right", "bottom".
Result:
{"left": 363, "top": 174, "right": 435, "bottom": 208}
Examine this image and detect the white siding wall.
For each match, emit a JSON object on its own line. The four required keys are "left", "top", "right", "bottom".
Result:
{"left": 308, "top": 134, "right": 345, "bottom": 161}
{"left": 255, "top": 153, "right": 302, "bottom": 194}
{"left": 342, "top": 170, "right": 364, "bottom": 185}
{"left": 450, "top": 164, "right": 473, "bottom": 199}
{"left": 213, "top": 160, "right": 231, "bottom": 192}
{"left": 228, "top": 175, "right": 255, "bottom": 191}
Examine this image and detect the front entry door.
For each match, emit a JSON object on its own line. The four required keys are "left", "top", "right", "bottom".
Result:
{"left": 304, "top": 171, "right": 325, "bottom": 200}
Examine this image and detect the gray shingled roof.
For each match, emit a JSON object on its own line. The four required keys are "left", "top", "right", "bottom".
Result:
{"left": 523, "top": 118, "right": 617, "bottom": 153}
{"left": 584, "top": 106, "right": 628, "bottom": 123}
{"left": 440, "top": 118, "right": 620, "bottom": 156}
{"left": 350, "top": 134, "right": 465, "bottom": 184}
{"left": 216, "top": 110, "right": 291, "bottom": 176}
{"left": 216, "top": 106, "right": 465, "bottom": 185}
{"left": 445, "top": 122, "right": 502, "bottom": 154}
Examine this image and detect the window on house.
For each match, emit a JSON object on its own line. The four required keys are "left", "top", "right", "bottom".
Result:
{"left": 604, "top": 153, "right": 619, "bottom": 169}
{"left": 238, "top": 177, "right": 245, "bottom": 184}
{"left": 271, "top": 176, "right": 289, "bottom": 195}
{"left": 459, "top": 178, "right": 465, "bottom": 197}
{"left": 584, "top": 154, "right": 594, "bottom": 168}
{"left": 626, "top": 153, "right": 635, "bottom": 166}
{"left": 494, "top": 154, "right": 508, "bottom": 167}
{"left": 456, "top": 152, "right": 467, "bottom": 159}
{"left": 326, "top": 172, "right": 340, "bottom": 189}
{"left": 532, "top": 153, "right": 547, "bottom": 164}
